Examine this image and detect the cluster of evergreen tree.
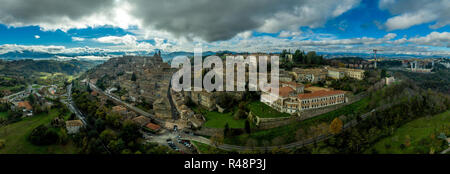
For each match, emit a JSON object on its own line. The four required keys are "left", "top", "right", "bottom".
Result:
{"left": 280, "top": 49, "right": 326, "bottom": 70}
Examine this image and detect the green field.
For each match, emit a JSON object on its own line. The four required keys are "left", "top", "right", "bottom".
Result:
{"left": 191, "top": 141, "right": 227, "bottom": 154}
{"left": 369, "top": 110, "right": 450, "bottom": 154}
{"left": 0, "top": 85, "right": 25, "bottom": 92}
{"left": 194, "top": 107, "right": 245, "bottom": 129}
{"left": 0, "top": 109, "right": 78, "bottom": 154}
{"left": 248, "top": 101, "right": 291, "bottom": 118}
{"left": 32, "top": 84, "right": 41, "bottom": 89}
{"left": 0, "top": 112, "right": 8, "bottom": 119}
{"left": 225, "top": 97, "right": 370, "bottom": 146}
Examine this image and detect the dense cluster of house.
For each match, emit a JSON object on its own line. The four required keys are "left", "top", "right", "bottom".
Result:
{"left": 87, "top": 54, "right": 177, "bottom": 120}
{"left": 176, "top": 54, "right": 366, "bottom": 116}
{"left": 6, "top": 85, "right": 60, "bottom": 117}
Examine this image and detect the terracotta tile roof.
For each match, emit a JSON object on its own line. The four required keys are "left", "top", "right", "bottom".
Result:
{"left": 132, "top": 116, "right": 151, "bottom": 126}
{"left": 112, "top": 105, "right": 127, "bottom": 112}
{"left": 66, "top": 120, "right": 83, "bottom": 127}
{"left": 281, "top": 81, "right": 304, "bottom": 87}
{"left": 145, "top": 123, "right": 161, "bottom": 131}
{"left": 298, "top": 90, "right": 345, "bottom": 100}
{"left": 278, "top": 86, "right": 295, "bottom": 97}
{"left": 304, "top": 86, "right": 331, "bottom": 92}
{"left": 18, "top": 101, "right": 32, "bottom": 110}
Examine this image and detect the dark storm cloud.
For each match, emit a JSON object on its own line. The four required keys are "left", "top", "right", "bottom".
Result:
{"left": 0, "top": 0, "right": 360, "bottom": 42}
{"left": 131, "top": 0, "right": 301, "bottom": 42}
{"left": 0, "top": 0, "right": 115, "bottom": 26}
{"left": 131, "top": 0, "right": 360, "bottom": 42}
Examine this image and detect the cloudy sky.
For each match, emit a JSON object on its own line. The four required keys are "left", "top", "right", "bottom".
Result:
{"left": 0, "top": 0, "right": 448, "bottom": 57}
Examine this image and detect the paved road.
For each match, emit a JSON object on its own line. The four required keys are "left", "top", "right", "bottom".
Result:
{"left": 63, "top": 83, "right": 111, "bottom": 153}
{"left": 180, "top": 103, "right": 391, "bottom": 152}
{"left": 62, "top": 84, "right": 87, "bottom": 125}
{"left": 2, "top": 85, "right": 33, "bottom": 101}
{"left": 88, "top": 82, "right": 164, "bottom": 125}
{"left": 87, "top": 80, "right": 396, "bottom": 152}
{"left": 167, "top": 78, "right": 179, "bottom": 120}
{"left": 440, "top": 147, "right": 450, "bottom": 154}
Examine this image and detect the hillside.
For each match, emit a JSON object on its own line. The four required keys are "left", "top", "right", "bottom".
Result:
{"left": 0, "top": 59, "right": 94, "bottom": 76}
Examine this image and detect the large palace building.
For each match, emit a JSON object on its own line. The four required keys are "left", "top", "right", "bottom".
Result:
{"left": 261, "top": 81, "right": 346, "bottom": 115}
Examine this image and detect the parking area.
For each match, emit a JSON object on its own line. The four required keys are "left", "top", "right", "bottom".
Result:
{"left": 143, "top": 127, "right": 197, "bottom": 154}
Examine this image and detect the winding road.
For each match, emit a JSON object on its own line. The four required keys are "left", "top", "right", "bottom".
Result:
{"left": 85, "top": 80, "right": 396, "bottom": 152}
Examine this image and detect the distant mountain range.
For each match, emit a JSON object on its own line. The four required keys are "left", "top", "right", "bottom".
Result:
{"left": 0, "top": 49, "right": 446, "bottom": 62}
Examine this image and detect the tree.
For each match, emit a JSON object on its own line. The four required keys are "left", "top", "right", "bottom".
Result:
{"left": 28, "top": 124, "right": 60, "bottom": 145}
{"left": 131, "top": 73, "right": 137, "bottom": 81}
{"left": 233, "top": 109, "right": 246, "bottom": 120}
{"left": 217, "top": 93, "right": 234, "bottom": 110}
{"left": 120, "top": 120, "right": 141, "bottom": 143}
{"left": 100, "top": 129, "right": 117, "bottom": 143}
{"left": 224, "top": 123, "right": 230, "bottom": 137}
{"left": 0, "top": 139, "right": 5, "bottom": 149}
{"left": 381, "top": 69, "right": 387, "bottom": 78}
{"left": 210, "top": 133, "right": 224, "bottom": 147}
{"left": 293, "top": 49, "right": 303, "bottom": 63}
{"left": 95, "top": 118, "right": 106, "bottom": 132}
{"left": 280, "top": 49, "right": 288, "bottom": 59}
{"left": 27, "top": 94, "right": 36, "bottom": 105}
{"left": 87, "top": 84, "right": 92, "bottom": 93}
{"left": 105, "top": 113, "right": 122, "bottom": 128}
{"left": 245, "top": 120, "right": 251, "bottom": 134}
{"left": 306, "top": 51, "right": 317, "bottom": 64}
{"left": 330, "top": 117, "right": 343, "bottom": 134}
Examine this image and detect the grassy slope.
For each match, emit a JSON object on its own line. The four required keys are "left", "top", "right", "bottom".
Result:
{"left": 0, "top": 112, "right": 7, "bottom": 119}
{"left": 225, "top": 98, "right": 370, "bottom": 146}
{"left": 204, "top": 111, "right": 245, "bottom": 129}
{"left": 370, "top": 110, "right": 450, "bottom": 154}
{"left": 0, "top": 109, "right": 78, "bottom": 154}
{"left": 191, "top": 141, "right": 227, "bottom": 154}
{"left": 248, "top": 101, "right": 290, "bottom": 118}
{"left": 193, "top": 107, "right": 245, "bottom": 129}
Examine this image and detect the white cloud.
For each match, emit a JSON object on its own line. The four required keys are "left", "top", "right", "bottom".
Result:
{"left": 408, "top": 31, "right": 450, "bottom": 47}
{"left": 71, "top": 37, "right": 85, "bottom": 41}
{"left": 94, "top": 34, "right": 156, "bottom": 51}
{"left": 385, "top": 10, "right": 436, "bottom": 30}
{"left": 0, "top": 0, "right": 139, "bottom": 32}
{"left": 278, "top": 31, "right": 301, "bottom": 38}
{"left": 258, "top": 0, "right": 360, "bottom": 33}
{"left": 34, "top": 35, "right": 40, "bottom": 39}
{"left": 95, "top": 34, "right": 137, "bottom": 45}
{"left": 380, "top": 0, "right": 450, "bottom": 30}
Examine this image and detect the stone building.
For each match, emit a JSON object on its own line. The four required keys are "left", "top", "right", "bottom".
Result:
{"left": 297, "top": 90, "right": 346, "bottom": 110}
{"left": 292, "top": 68, "right": 328, "bottom": 84}
{"left": 326, "top": 67, "right": 365, "bottom": 80}
{"left": 326, "top": 68, "right": 346, "bottom": 80}
{"left": 153, "top": 98, "right": 172, "bottom": 119}
{"left": 65, "top": 120, "right": 84, "bottom": 134}
{"left": 261, "top": 80, "right": 346, "bottom": 115}
{"left": 185, "top": 90, "right": 217, "bottom": 111}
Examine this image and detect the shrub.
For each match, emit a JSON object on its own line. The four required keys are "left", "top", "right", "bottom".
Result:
{"left": 28, "top": 124, "right": 60, "bottom": 145}
{"left": 0, "top": 139, "right": 5, "bottom": 149}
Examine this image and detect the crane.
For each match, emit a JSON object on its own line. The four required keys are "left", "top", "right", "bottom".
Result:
{"left": 372, "top": 49, "right": 383, "bottom": 69}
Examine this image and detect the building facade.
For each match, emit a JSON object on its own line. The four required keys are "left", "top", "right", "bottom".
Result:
{"left": 261, "top": 82, "right": 346, "bottom": 115}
